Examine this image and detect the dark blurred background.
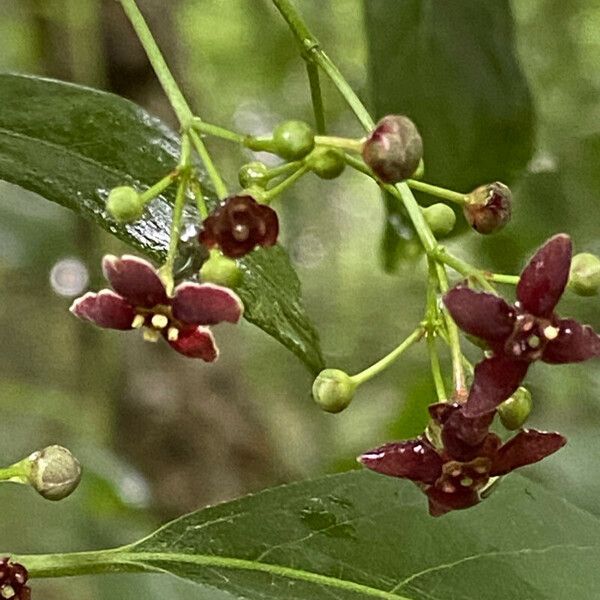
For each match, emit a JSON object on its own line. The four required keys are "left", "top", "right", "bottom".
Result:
{"left": 0, "top": 0, "right": 598, "bottom": 597}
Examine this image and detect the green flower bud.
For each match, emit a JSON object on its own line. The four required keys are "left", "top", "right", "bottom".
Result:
{"left": 421, "top": 203, "right": 456, "bottom": 238}
{"left": 272, "top": 120, "right": 315, "bottom": 160}
{"left": 200, "top": 249, "right": 243, "bottom": 288}
{"left": 307, "top": 147, "right": 346, "bottom": 179}
{"left": 28, "top": 445, "right": 82, "bottom": 501}
{"left": 498, "top": 387, "right": 532, "bottom": 430}
{"left": 238, "top": 162, "right": 269, "bottom": 189}
{"left": 106, "top": 186, "right": 144, "bottom": 223}
{"left": 568, "top": 252, "right": 600, "bottom": 297}
{"left": 312, "top": 369, "right": 356, "bottom": 413}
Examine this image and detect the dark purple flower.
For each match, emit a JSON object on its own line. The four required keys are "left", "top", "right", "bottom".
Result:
{"left": 359, "top": 402, "right": 566, "bottom": 516}
{"left": 199, "top": 195, "right": 279, "bottom": 258}
{"left": 0, "top": 558, "right": 31, "bottom": 600}
{"left": 71, "top": 255, "right": 243, "bottom": 361}
{"left": 444, "top": 234, "right": 600, "bottom": 416}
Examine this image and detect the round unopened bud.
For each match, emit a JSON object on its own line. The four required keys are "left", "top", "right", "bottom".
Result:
{"left": 106, "top": 186, "right": 144, "bottom": 223}
{"left": 200, "top": 249, "right": 243, "bottom": 288}
{"left": 312, "top": 369, "right": 356, "bottom": 413}
{"left": 362, "top": 115, "right": 423, "bottom": 183}
{"left": 463, "top": 182, "right": 512, "bottom": 234}
{"left": 568, "top": 252, "right": 600, "bottom": 297}
{"left": 307, "top": 147, "right": 346, "bottom": 179}
{"left": 28, "top": 445, "right": 82, "bottom": 501}
{"left": 421, "top": 203, "right": 456, "bottom": 238}
{"left": 498, "top": 387, "right": 532, "bottom": 430}
{"left": 238, "top": 162, "right": 269, "bottom": 189}
{"left": 272, "top": 120, "right": 315, "bottom": 160}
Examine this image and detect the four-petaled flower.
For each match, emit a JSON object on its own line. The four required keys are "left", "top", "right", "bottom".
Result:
{"left": 444, "top": 234, "right": 600, "bottom": 416}
{"left": 70, "top": 255, "right": 243, "bottom": 361}
{"left": 0, "top": 558, "right": 31, "bottom": 600}
{"left": 199, "top": 195, "right": 279, "bottom": 258}
{"left": 359, "top": 402, "right": 565, "bottom": 516}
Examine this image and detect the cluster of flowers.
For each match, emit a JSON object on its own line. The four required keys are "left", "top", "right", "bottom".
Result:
{"left": 70, "top": 194, "right": 278, "bottom": 359}
{"left": 0, "top": 558, "right": 30, "bottom": 600}
{"left": 360, "top": 234, "right": 600, "bottom": 515}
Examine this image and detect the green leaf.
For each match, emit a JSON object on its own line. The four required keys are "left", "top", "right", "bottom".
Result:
{"left": 0, "top": 73, "right": 323, "bottom": 373}
{"left": 365, "top": 0, "right": 535, "bottom": 270}
{"left": 25, "top": 471, "right": 600, "bottom": 599}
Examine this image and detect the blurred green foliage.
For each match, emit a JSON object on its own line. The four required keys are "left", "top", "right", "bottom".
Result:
{"left": 0, "top": 0, "right": 599, "bottom": 596}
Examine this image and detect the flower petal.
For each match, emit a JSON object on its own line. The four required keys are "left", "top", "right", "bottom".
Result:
{"left": 426, "top": 486, "right": 480, "bottom": 517}
{"left": 491, "top": 429, "right": 566, "bottom": 476}
{"left": 69, "top": 290, "right": 136, "bottom": 330}
{"left": 172, "top": 282, "right": 244, "bottom": 325}
{"left": 542, "top": 318, "right": 600, "bottom": 364}
{"left": 517, "top": 234, "right": 572, "bottom": 317}
{"left": 102, "top": 254, "right": 168, "bottom": 308}
{"left": 443, "top": 287, "right": 515, "bottom": 343}
{"left": 463, "top": 356, "right": 530, "bottom": 418}
{"left": 167, "top": 326, "right": 219, "bottom": 361}
{"left": 358, "top": 438, "right": 443, "bottom": 485}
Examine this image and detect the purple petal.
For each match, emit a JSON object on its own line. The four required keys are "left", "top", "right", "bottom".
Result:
{"left": 426, "top": 486, "right": 480, "bottom": 517}
{"left": 358, "top": 438, "right": 443, "bottom": 485}
{"left": 167, "top": 326, "right": 219, "bottom": 361}
{"left": 542, "top": 318, "right": 600, "bottom": 364}
{"left": 171, "top": 282, "right": 243, "bottom": 325}
{"left": 70, "top": 290, "right": 136, "bottom": 330}
{"left": 443, "top": 287, "right": 515, "bottom": 343}
{"left": 102, "top": 254, "right": 168, "bottom": 308}
{"left": 463, "top": 356, "right": 529, "bottom": 418}
{"left": 491, "top": 429, "right": 566, "bottom": 476}
{"left": 517, "top": 234, "right": 572, "bottom": 317}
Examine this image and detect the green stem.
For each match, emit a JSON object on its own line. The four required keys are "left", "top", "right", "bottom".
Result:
{"left": 406, "top": 180, "right": 467, "bottom": 206}
{"left": 271, "top": 0, "right": 374, "bottom": 131}
{"left": 315, "top": 135, "right": 364, "bottom": 152}
{"left": 344, "top": 154, "right": 439, "bottom": 255}
{"left": 160, "top": 135, "right": 192, "bottom": 292}
{"left": 427, "top": 334, "right": 447, "bottom": 402}
{"left": 189, "top": 177, "right": 209, "bottom": 219}
{"left": 434, "top": 262, "right": 467, "bottom": 399}
{"left": 426, "top": 258, "right": 447, "bottom": 402}
{"left": 188, "top": 128, "right": 229, "bottom": 200}
{"left": 305, "top": 61, "right": 326, "bottom": 134}
{"left": 350, "top": 328, "right": 424, "bottom": 387}
{"left": 119, "top": 0, "right": 193, "bottom": 127}
{"left": 0, "top": 460, "right": 30, "bottom": 484}
{"left": 263, "top": 164, "right": 309, "bottom": 203}
{"left": 265, "top": 160, "right": 305, "bottom": 181}
{"left": 139, "top": 170, "right": 179, "bottom": 204}
{"left": 14, "top": 550, "right": 412, "bottom": 600}
{"left": 191, "top": 118, "right": 245, "bottom": 144}
{"left": 486, "top": 272, "right": 520, "bottom": 285}
{"left": 433, "top": 247, "right": 496, "bottom": 292}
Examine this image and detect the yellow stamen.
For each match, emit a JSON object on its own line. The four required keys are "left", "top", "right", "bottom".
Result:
{"left": 143, "top": 329, "right": 161, "bottom": 343}
{"left": 543, "top": 325, "right": 559, "bottom": 340}
{"left": 151, "top": 314, "right": 169, "bottom": 329}
{"left": 167, "top": 327, "right": 179, "bottom": 342}
{"left": 131, "top": 314, "right": 145, "bottom": 329}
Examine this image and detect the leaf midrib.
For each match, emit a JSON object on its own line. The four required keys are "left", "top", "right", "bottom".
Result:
{"left": 118, "top": 551, "right": 413, "bottom": 600}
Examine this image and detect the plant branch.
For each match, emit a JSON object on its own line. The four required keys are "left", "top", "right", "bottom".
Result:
{"left": 305, "top": 61, "right": 326, "bottom": 134}
{"left": 119, "top": 0, "right": 193, "bottom": 127}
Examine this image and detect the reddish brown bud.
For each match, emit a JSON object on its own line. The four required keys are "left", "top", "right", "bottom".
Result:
{"left": 362, "top": 115, "right": 423, "bottom": 183}
{"left": 463, "top": 182, "right": 512, "bottom": 234}
{"left": 199, "top": 195, "right": 279, "bottom": 258}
